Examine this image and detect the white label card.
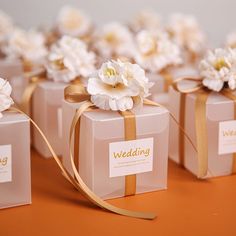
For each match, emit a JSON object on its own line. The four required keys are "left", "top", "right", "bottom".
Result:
{"left": 109, "top": 138, "right": 154, "bottom": 178}
{"left": 0, "top": 145, "right": 12, "bottom": 183}
{"left": 219, "top": 120, "right": 236, "bottom": 155}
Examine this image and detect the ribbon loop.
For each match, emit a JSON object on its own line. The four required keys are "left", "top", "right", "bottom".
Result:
{"left": 64, "top": 84, "right": 90, "bottom": 103}
{"left": 172, "top": 76, "right": 204, "bottom": 94}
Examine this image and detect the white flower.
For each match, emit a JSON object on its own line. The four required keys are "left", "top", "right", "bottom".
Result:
{"left": 56, "top": 5, "right": 92, "bottom": 38}
{"left": 129, "top": 9, "right": 162, "bottom": 32}
{"left": 94, "top": 22, "right": 135, "bottom": 60}
{"left": 0, "top": 10, "right": 14, "bottom": 45}
{"left": 200, "top": 48, "right": 236, "bottom": 91}
{"left": 46, "top": 35, "right": 96, "bottom": 83}
{"left": 0, "top": 78, "right": 14, "bottom": 118}
{"left": 87, "top": 60, "right": 152, "bottom": 111}
{"left": 134, "top": 30, "right": 182, "bottom": 73}
{"left": 225, "top": 32, "right": 236, "bottom": 49}
{"left": 3, "top": 28, "right": 48, "bottom": 63}
{"left": 167, "top": 14, "right": 206, "bottom": 56}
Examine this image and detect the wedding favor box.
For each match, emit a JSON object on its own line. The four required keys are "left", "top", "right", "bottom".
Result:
{"left": 32, "top": 81, "right": 67, "bottom": 158}
{"left": 0, "top": 59, "right": 23, "bottom": 79}
{"left": 0, "top": 59, "right": 24, "bottom": 103}
{"left": 147, "top": 73, "right": 170, "bottom": 106}
{"left": 148, "top": 65, "right": 198, "bottom": 106}
{"left": 62, "top": 101, "right": 169, "bottom": 200}
{"left": 0, "top": 112, "right": 31, "bottom": 209}
{"left": 169, "top": 88, "right": 236, "bottom": 178}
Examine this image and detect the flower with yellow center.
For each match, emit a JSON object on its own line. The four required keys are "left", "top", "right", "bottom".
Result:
{"left": 94, "top": 22, "right": 135, "bottom": 60}
{"left": 0, "top": 78, "right": 14, "bottom": 118}
{"left": 167, "top": 13, "right": 206, "bottom": 58}
{"left": 3, "top": 28, "right": 48, "bottom": 64}
{"left": 0, "top": 10, "right": 14, "bottom": 45}
{"left": 134, "top": 30, "right": 182, "bottom": 73}
{"left": 129, "top": 9, "right": 162, "bottom": 33}
{"left": 87, "top": 60, "right": 153, "bottom": 111}
{"left": 46, "top": 35, "right": 96, "bottom": 83}
{"left": 225, "top": 32, "right": 236, "bottom": 49}
{"left": 56, "top": 5, "right": 92, "bottom": 38}
{"left": 200, "top": 48, "right": 236, "bottom": 91}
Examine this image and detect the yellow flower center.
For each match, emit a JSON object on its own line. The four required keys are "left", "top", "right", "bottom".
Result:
{"left": 214, "top": 58, "right": 229, "bottom": 71}
{"left": 230, "top": 43, "right": 236, "bottom": 49}
{"left": 63, "top": 12, "right": 82, "bottom": 30}
{"left": 104, "top": 67, "right": 118, "bottom": 77}
{"left": 53, "top": 59, "right": 66, "bottom": 70}
{"left": 142, "top": 38, "right": 158, "bottom": 57}
{"left": 105, "top": 33, "right": 118, "bottom": 45}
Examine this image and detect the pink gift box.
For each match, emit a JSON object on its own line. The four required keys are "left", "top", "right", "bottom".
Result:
{"left": 0, "top": 112, "right": 31, "bottom": 209}
{"left": 62, "top": 101, "right": 169, "bottom": 200}
{"left": 32, "top": 81, "right": 67, "bottom": 158}
{"left": 148, "top": 65, "right": 198, "bottom": 106}
{"left": 169, "top": 88, "right": 236, "bottom": 178}
{"left": 0, "top": 59, "right": 24, "bottom": 103}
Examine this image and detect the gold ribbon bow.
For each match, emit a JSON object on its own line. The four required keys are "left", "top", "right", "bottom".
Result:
{"left": 172, "top": 77, "right": 236, "bottom": 178}
{"left": 64, "top": 84, "right": 160, "bottom": 219}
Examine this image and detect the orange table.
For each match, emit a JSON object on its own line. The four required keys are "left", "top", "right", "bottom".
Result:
{"left": 1, "top": 149, "right": 236, "bottom": 236}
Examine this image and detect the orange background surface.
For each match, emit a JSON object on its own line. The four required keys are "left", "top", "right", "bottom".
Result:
{"left": 0, "top": 149, "right": 236, "bottom": 236}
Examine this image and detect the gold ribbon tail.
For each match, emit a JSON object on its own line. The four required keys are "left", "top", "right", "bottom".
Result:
{"left": 195, "top": 91, "right": 210, "bottom": 178}
{"left": 7, "top": 107, "right": 79, "bottom": 188}
{"left": 179, "top": 93, "right": 186, "bottom": 166}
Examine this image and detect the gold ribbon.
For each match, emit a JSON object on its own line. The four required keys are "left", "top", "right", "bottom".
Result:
{"left": 172, "top": 77, "right": 236, "bottom": 178}
{"left": 119, "top": 110, "right": 137, "bottom": 196}
{"left": 160, "top": 70, "right": 173, "bottom": 93}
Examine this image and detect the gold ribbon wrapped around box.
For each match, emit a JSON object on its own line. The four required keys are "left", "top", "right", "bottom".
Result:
{"left": 172, "top": 77, "right": 236, "bottom": 178}
{"left": 65, "top": 84, "right": 140, "bottom": 196}
{"left": 160, "top": 70, "right": 174, "bottom": 93}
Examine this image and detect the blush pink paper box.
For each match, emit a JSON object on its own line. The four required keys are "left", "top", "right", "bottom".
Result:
{"left": 0, "top": 59, "right": 24, "bottom": 103}
{"left": 169, "top": 88, "right": 236, "bottom": 178}
{"left": 32, "top": 81, "right": 67, "bottom": 158}
{"left": 0, "top": 112, "right": 31, "bottom": 209}
{"left": 62, "top": 100, "right": 169, "bottom": 200}
{"left": 148, "top": 65, "right": 198, "bottom": 106}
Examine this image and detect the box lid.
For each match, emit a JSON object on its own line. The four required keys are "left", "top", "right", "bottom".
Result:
{"left": 0, "top": 112, "right": 29, "bottom": 125}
